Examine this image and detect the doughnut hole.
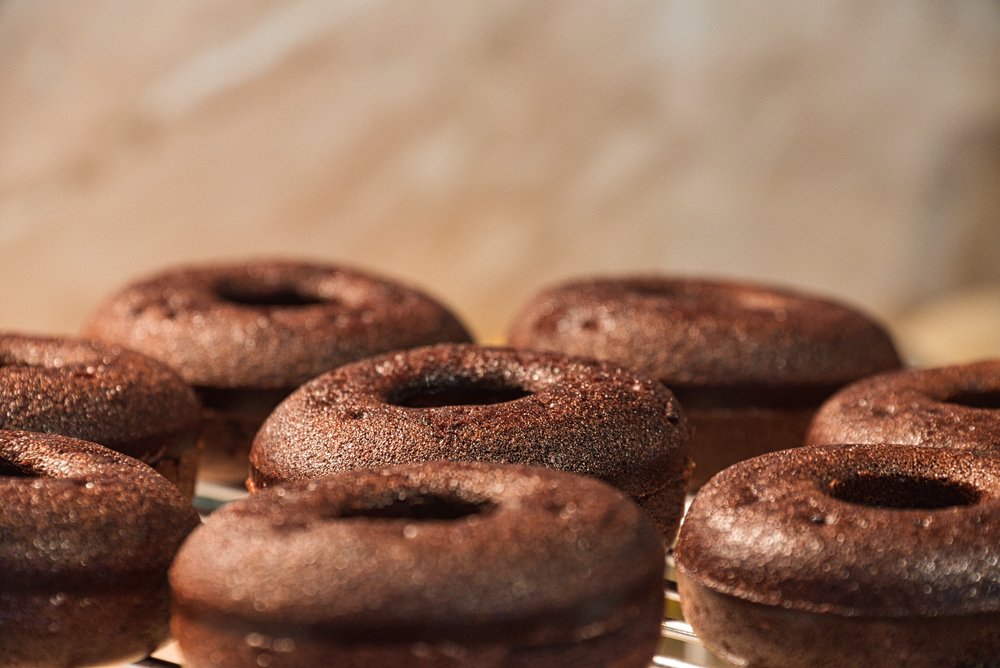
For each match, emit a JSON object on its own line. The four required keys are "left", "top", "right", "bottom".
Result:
{"left": 624, "top": 283, "right": 706, "bottom": 309}
{"left": 828, "top": 474, "right": 982, "bottom": 509}
{"left": 626, "top": 284, "right": 685, "bottom": 299}
{"left": 213, "top": 279, "right": 326, "bottom": 308}
{"left": 387, "top": 380, "right": 532, "bottom": 408}
{"left": 628, "top": 282, "right": 793, "bottom": 314}
{"left": 337, "top": 493, "right": 496, "bottom": 521}
{"left": 944, "top": 389, "right": 1000, "bottom": 410}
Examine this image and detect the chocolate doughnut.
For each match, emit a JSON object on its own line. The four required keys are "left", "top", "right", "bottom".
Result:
{"left": 249, "top": 343, "right": 692, "bottom": 541}
{"left": 674, "top": 443, "right": 1000, "bottom": 668}
{"left": 82, "top": 259, "right": 472, "bottom": 485}
{"left": 0, "top": 333, "right": 202, "bottom": 497}
{"left": 170, "top": 460, "right": 666, "bottom": 668}
{"left": 0, "top": 429, "right": 201, "bottom": 668}
{"left": 807, "top": 359, "right": 1000, "bottom": 453}
{"left": 507, "top": 276, "right": 902, "bottom": 488}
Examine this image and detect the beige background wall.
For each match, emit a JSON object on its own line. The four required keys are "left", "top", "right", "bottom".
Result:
{"left": 1, "top": 0, "right": 999, "bottom": 362}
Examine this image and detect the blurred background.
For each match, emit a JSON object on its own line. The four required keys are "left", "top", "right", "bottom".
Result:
{"left": 1, "top": 0, "right": 998, "bottom": 364}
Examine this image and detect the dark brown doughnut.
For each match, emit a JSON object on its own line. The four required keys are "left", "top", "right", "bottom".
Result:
{"left": 0, "top": 429, "right": 201, "bottom": 668}
{"left": 0, "top": 333, "right": 202, "bottom": 497}
{"left": 674, "top": 443, "right": 1000, "bottom": 668}
{"left": 807, "top": 359, "right": 1000, "bottom": 453}
{"left": 170, "top": 460, "right": 666, "bottom": 668}
{"left": 248, "top": 343, "right": 692, "bottom": 541}
{"left": 507, "top": 276, "right": 902, "bottom": 488}
{"left": 82, "top": 259, "right": 472, "bottom": 485}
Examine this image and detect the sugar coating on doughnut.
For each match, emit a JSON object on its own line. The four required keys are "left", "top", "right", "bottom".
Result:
{"left": 0, "top": 429, "right": 201, "bottom": 667}
{"left": 82, "top": 259, "right": 473, "bottom": 390}
{"left": 170, "top": 461, "right": 665, "bottom": 667}
{"left": 249, "top": 343, "right": 692, "bottom": 538}
{"left": 0, "top": 334, "right": 202, "bottom": 495}
{"left": 807, "top": 359, "right": 1000, "bottom": 453}
{"left": 508, "top": 276, "right": 902, "bottom": 390}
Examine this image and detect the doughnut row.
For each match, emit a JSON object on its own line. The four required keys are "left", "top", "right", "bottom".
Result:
{"left": 3, "top": 258, "right": 997, "bottom": 668}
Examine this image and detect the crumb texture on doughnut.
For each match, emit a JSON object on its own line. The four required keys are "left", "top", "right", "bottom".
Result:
{"left": 0, "top": 333, "right": 202, "bottom": 495}
{"left": 675, "top": 444, "right": 1000, "bottom": 617}
{"left": 508, "top": 276, "right": 902, "bottom": 490}
{"left": 807, "top": 359, "right": 1000, "bottom": 453}
{"left": 675, "top": 443, "right": 1000, "bottom": 668}
{"left": 82, "top": 258, "right": 473, "bottom": 390}
{"left": 82, "top": 259, "right": 472, "bottom": 485}
{"left": 0, "top": 334, "right": 201, "bottom": 459}
{"left": 675, "top": 578, "right": 1000, "bottom": 668}
{"left": 249, "top": 343, "right": 691, "bottom": 538}
{"left": 0, "top": 429, "right": 201, "bottom": 668}
{"left": 508, "top": 275, "right": 902, "bottom": 389}
{"left": 170, "top": 461, "right": 665, "bottom": 668}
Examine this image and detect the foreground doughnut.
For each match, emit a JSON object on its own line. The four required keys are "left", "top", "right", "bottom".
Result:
{"left": 807, "top": 359, "right": 1000, "bottom": 453}
{"left": 170, "top": 461, "right": 666, "bottom": 668}
{"left": 674, "top": 443, "right": 1000, "bottom": 668}
{"left": 508, "top": 276, "right": 902, "bottom": 488}
{"left": 0, "top": 333, "right": 202, "bottom": 497}
{"left": 0, "top": 429, "right": 201, "bottom": 668}
{"left": 249, "top": 343, "right": 692, "bottom": 540}
{"left": 82, "top": 259, "right": 472, "bottom": 484}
